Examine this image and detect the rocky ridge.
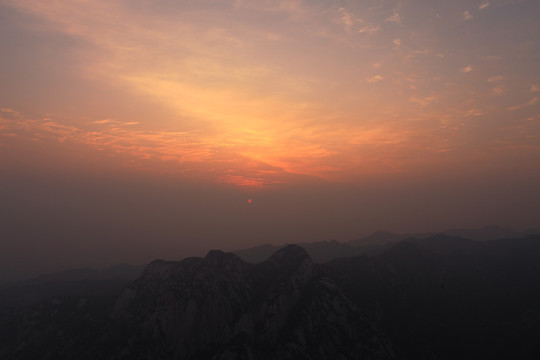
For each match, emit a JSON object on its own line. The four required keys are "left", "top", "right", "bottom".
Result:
{"left": 0, "top": 245, "right": 395, "bottom": 360}
{"left": 110, "top": 245, "right": 394, "bottom": 359}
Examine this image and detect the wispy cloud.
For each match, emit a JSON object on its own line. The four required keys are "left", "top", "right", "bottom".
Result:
{"left": 409, "top": 95, "right": 437, "bottom": 106}
{"left": 0, "top": 110, "right": 301, "bottom": 187}
{"left": 488, "top": 76, "right": 504, "bottom": 82}
{"left": 234, "top": 0, "right": 307, "bottom": 19}
{"left": 2, "top": 105, "right": 431, "bottom": 186}
{"left": 385, "top": 11, "right": 401, "bottom": 25}
{"left": 367, "top": 75, "right": 384, "bottom": 83}
{"left": 465, "top": 109, "right": 485, "bottom": 117}
{"left": 491, "top": 86, "right": 505, "bottom": 96}
{"left": 478, "top": 2, "right": 490, "bottom": 10}
{"left": 3, "top": 0, "right": 540, "bottom": 187}
{"left": 357, "top": 24, "right": 380, "bottom": 34}
{"left": 337, "top": 7, "right": 379, "bottom": 34}
{"left": 507, "top": 97, "right": 539, "bottom": 111}
{"left": 338, "top": 7, "right": 355, "bottom": 31}
{"left": 462, "top": 11, "right": 474, "bottom": 21}
{"left": 93, "top": 119, "right": 112, "bottom": 124}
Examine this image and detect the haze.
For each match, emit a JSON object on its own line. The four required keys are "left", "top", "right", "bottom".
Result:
{"left": 1, "top": 0, "right": 539, "bottom": 283}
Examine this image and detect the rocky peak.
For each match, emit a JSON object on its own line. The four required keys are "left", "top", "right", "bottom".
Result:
{"left": 258, "top": 244, "right": 314, "bottom": 286}
{"left": 0, "top": 244, "right": 397, "bottom": 360}
{"left": 267, "top": 244, "right": 312, "bottom": 263}
{"left": 204, "top": 250, "right": 247, "bottom": 272}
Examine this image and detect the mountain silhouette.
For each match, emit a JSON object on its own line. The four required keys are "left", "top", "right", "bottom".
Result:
{"left": 0, "top": 245, "right": 394, "bottom": 359}
{"left": 2, "top": 235, "right": 540, "bottom": 359}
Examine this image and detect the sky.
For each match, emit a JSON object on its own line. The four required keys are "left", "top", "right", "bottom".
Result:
{"left": 1, "top": 0, "right": 539, "bottom": 282}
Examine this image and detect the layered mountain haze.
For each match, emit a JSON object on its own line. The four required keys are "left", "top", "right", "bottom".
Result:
{"left": 1, "top": 0, "right": 540, "bottom": 358}
{"left": 0, "top": 264, "right": 145, "bottom": 308}
{"left": 1, "top": 0, "right": 540, "bottom": 284}
{"left": 0, "top": 245, "right": 395, "bottom": 360}
{"left": 2, "top": 234, "right": 540, "bottom": 359}
{"left": 233, "top": 225, "right": 540, "bottom": 262}
{"left": 112, "top": 245, "right": 394, "bottom": 359}
{"left": 232, "top": 240, "right": 373, "bottom": 264}
{"left": 324, "top": 235, "right": 540, "bottom": 359}
{"left": 349, "top": 225, "right": 540, "bottom": 246}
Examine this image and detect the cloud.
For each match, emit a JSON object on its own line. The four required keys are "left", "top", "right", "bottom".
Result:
{"left": 0, "top": 107, "right": 22, "bottom": 119}
{"left": 366, "top": 75, "right": 384, "bottom": 83}
{"left": 357, "top": 25, "right": 380, "bottom": 34}
{"left": 234, "top": 0, "right": 307, "bottom": 19}
{"left": 491, "top": 86, "right": 504, "bottom": 96}
{"left": 2, "top": 107, "right": 432, "bottom": 185}
{"left": 478, "top": 2, "right": 490, "bottom": 10}
{"left": 0, "top": 110, "right": 295, "bottom": 187}
{"left": 487, "top": 76, "right": 503, "bottom": 82}
{"left": 462, "top": 11, "right": 474, "bottom": 21}
{"left": 414, "top": 49, "right": 432, "bottom": 55}
{"left": 465, "top": 109, "right": 485, "bottom": 117}
{"left": 93, "top": 119, "right": 112, "bottom": 124}
{"left": 531, "top": 84, "right": 540, "bottom": 93}
{"left": 409, "top": 95, "right": 437, "bottom": 106}
{"left": 526, "top": 114, "right": 540, "bottom": 122}
{"left": 338, "top": 7, "right": 355, "bottom": 31}
{"left": 506, "top": 97, "right": 539, "bottom": 111}
{"left": 337, "top": 7, "right": 378, "bottom": 34}
{"left": 385, "top": 11, "right": 401, "bottom": 24}
{"left": 4, "top": 0, "right": 540, "bottom": 189}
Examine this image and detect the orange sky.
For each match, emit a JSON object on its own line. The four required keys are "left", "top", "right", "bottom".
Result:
{"left": 1, "top": 0, "right": 539, "bottom": 281}
{"left": 2, "top": 0, "right": 539, "bottom": 188}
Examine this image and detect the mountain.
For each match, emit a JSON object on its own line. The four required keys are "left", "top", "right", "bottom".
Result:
{"left": 348, "top": 230, "right": 409, "bottom": 247}
{"left": 232, "top": 243, "right": 282, "bottom": 263}
{"left": 523, "top": 228, "right": 540, "bottom": 236}
{"left": 2, "top": 235, "right": 540, "bottom": 359}
{"left": 235, "top": 225, "right": 524, "bottom": 263}
{"left": 0, "top": 263, "right": 145, "bottom": 308}
{"left": 325, "top": 234, "right": 540, "bottom": 359}
{"left": 233, "top": 239, "right": 384, "bottom": 264}
{"left": 0, "top": 246, "right": 395, "bottom": 360}
{"left": 442, "top": 224, "right": 521, "bottom": 241}
{"left": 349, "top": 225, "right": 540, "bottom": 247}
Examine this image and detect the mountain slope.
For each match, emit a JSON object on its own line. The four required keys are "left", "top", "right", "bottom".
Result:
{"left": 0, "top": 245, "right": 395, "bottom": 360}
{"left": 233, "top": 239, "right": 383, "bottom": 264}
{"left": 111, "top": 245, "right": 394, "bottom": 359}
{"left": 325, "top": 235, "right": 540, "bottom": 359}
{"left": 349, "top": 225, "right": 540, "bottom": 247}
{"left": 3, "top": 235, "right": 539, "bottom": 359}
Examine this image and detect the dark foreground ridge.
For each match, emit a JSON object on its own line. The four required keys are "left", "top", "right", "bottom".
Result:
{"left": 0, "top": 245, "right": 394, "bottom": 360}
{"left": 2, "top": 236, "right": 540, "bottom": 359}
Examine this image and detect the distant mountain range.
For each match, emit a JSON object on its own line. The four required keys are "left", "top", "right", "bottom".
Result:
{"left": 3, "top": 225, "right": 537, "bottom": 309}
{"left": 232, "top": 239, "right": 383, "bottom": 264}
{"left": 323, "top": 234, "right": 540, "bottom": 359}
{"left": 0, "top": 245, "right": 395, "bottom": 359}
{"left": 349, "top": 224, "right": 540, "bottom": 246}
{"left": 1, "top": 233, "right": 540, "bottom": 359}
{"left": 0, "top": 263, "right": 144, "bottom": 308}
{"left": 233, "top": 225, "right": 540, "bottom": 263}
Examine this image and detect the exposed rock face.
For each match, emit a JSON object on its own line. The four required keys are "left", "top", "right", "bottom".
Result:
{"left": 324, "top": 235, "right": 540, "bottom": 360}
{"left": 0, "top": 245, "right": 395, "bottom": 359}
{"left": 110, "top": 245, "right": 394, "bottom": 359}
{"left": 3, "top": 237, "right": 540, "bottom": 359}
